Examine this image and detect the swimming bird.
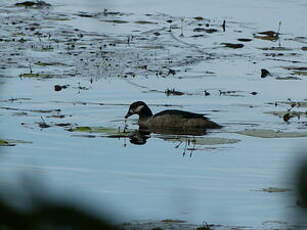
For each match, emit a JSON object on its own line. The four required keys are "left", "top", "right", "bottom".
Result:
{"left": 125, "top": 101, "right": 222, "bottom": 133}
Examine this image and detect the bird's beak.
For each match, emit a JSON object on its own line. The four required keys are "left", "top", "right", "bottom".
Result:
{"left": 125, "top": 111, "right": 132, "bottom": 119}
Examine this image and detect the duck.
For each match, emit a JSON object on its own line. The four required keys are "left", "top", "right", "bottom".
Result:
{"left": 125, "top": 101, "right": 222, "bottom": 133}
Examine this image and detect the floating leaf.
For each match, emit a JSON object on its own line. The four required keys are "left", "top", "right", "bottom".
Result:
{"left": 102, "top": 20, "right": 129, "bottom": 24}
{"left": 221, "top": 43, "right": 244, "bottom": 49}
{"left": 258, "top": 31, "right": 278, "bottom": 36}
{"left": 292, "top": 71, "right": 307, "bottom": 76}
{"left": 204, "top": 28, "right": 218, "bottom": 33}
{"left": 261, "top": 187, "right": 291, "bottom": 193}
{"left": 44, "top": 16, "right": 70, "bottom": 21}
{"left": 160, "top": 136, "right": 240, "bottom": 145}
{"left": 237, "top": 38, "right": 252, "bottom": 42}
{"left": 0, "top": 140, "right": 11, "bottom": 146}
{"left": 193, "top": 16, "right": 205, "bottom": 21}
{"left": 19, "top": 73, "right": 53, "bottom": 78}
{"left": 161, "top": 219, "right": 186, "bottom": 223}
{"left": 35, "top": 61, "right": 67, "bottom": 66}
{"left": 254, "top": 35, "right": 279, "bottom": 41}
{"left": 276, "top": 76, "right": 301, "bottom": 80}
{"left": 67, "top": 126, "right": 131, "bottom": 137}
{"left": 193, "top": 28, "right": 206, "bottom": 32}
{"left": 259, "top": 47, "right": 292, "bottom": 51}
{"left": 134, "top": 20, "right": 157, "bottom": 24}
{"left": 234, "top": 129, "right": 307, "bottom": 138}
{"left": 0, "top": 139, "right": 32, "bottom": 146}
{"left": 15, "top": 1, "right": 51, "bottom": 8}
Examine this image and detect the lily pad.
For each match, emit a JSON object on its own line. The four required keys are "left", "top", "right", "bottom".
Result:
{"left": 193, "top": 16, "right": 205, "bottom": 21}
{"left": 15, "top": 1, "right": 51, "bottom": 8}
{"left": 44, "top": 16, "right": 70, "bottom": 21}
{"left": 19, "top": 73, "right": 53, "bottom": 78}
{"left": 32, "top": 47, "right": 54, "bottom": 52}
{"left": 34, "top": 61, "right": 67, "bottom": 66}
{"left": 259, "top": 47, "right": 292, "bottom": 51}
{"left": 67, "top": 126, "right": 131, "bottom": 137}
{"left": 221, "top": 43, "right": 244, "bottom": 49}
{"left": 261, "top": 187, "right": 291, "bottom": 193}
{"left": 234, "top": 129, "right": 307, "bottom": 138}
{"left": 161, "top": 219, "right": 186, "bottom": 223}
{"left": 292, "top": 71, "right": 307, "bottom": 76}
{"left": 237, "top": 38, "right": 252, "bottom": 42}
{"left": 0, "top": 140, "right": 11, "bottom": 146}
{"left": 102, "top": 19, "right": 129, "bottom": 24}
{"left": 275, "top": 76, "right": 301, "bottom": 80}
{"left": 0, "top": 139, "right": 32, "bottom": 146}
{"left": 160, "top": 136, "right": 240, "bottom": 145}
{"left": 254, "top": 35, "right": 279, "bottom": 41}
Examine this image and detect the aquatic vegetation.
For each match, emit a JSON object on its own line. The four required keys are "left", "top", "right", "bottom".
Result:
{"left": 0, "top": 139, "right": 32, "bottom": 146}
{"left": 234, "top": 129, "right": 307, "bottom": 138}
{"left": 161, "top": 219, "right": 186, "bottom": 223}
{"left": 160, "top": 136, "right": 240, "bottom": 145}
{"left": 221, "top": 43, "right": 244, "bottom": 49}
{"left": 19, "top": 72, "right": 55, "bottom": 78}
{"left": 67, "top": 126, "right": 131, "bottom": 138}
{"left": 260, "top": 187, "right": 291, "bottom": 193}
{"left": 14, "top": 1, "right": 51, "bottom": 8}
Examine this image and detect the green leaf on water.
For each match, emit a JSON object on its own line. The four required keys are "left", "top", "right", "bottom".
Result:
{"left": 234, "top": 129, "right": 307, "bottom": 138}
{"left": 0, "top": 140, "right": 10, "bottom": 146}
{"left": 160, "top": 136, "right": 240, "bottom": 145}
{"left": 19, "top": 73, "right": 52, "bottom": 78}
{"left": 35, "top": 61, "right": 67, "bottom": 66}
{"left": 67, "top": 126, "right": 131, "bottom": 137}
{"left": 292, "top": 71, "right": 307, "bottom": 76}
{"left": 261, "top": 187, "right": 291, "bottom": 193}
{"left": 68, "top": 126, "right": 112, "bottom": 133}
{"left": 275, "top": 76, "right": 301, "bottom": 80}
{"left": 0, "top": 139, "right": 32, "bottom": 146}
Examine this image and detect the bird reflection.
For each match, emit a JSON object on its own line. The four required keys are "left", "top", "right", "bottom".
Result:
{"left": 129, "top": 130, "right": 151, "bottom": 145}
{"left": 127, "top": 127, "right": 208, "bottom": 157}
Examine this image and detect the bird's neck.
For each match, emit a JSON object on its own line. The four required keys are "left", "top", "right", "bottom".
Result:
{"left": 139, "top": 104, "right": 153, "bottom": 119}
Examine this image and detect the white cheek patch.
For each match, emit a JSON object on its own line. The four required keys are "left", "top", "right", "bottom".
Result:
{"left": 129, "top": 109, "right": 134, "bottom": 113}
{"left": 135, "top": 105, "right": 144, "bottom": 113}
